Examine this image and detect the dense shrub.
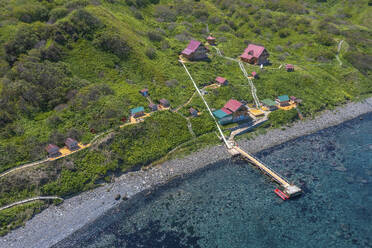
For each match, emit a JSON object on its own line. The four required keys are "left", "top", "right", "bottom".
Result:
{"left": 154, "top": 5, "right": 176, "bottom": 22}
{"left": 4, "top": 24, "right": 52, "bottom": 65}
{"left": 145, "top": 47, "right": 157, "bottom": 60}
{"left": 48, "top": 7, "right": 69, "bottom": 23}
{"left": 315, "top": 32, "right": 335, "bottom": 46}
{"left": 13, "top": 4, "right": 49, "bottom": 23}
{"left": 93, "top": 31, "right": 131, "bottom": 59}
{"left": 268, "top": 109, "right": 298, "bottom": 127}
{"left": 344, "top": 52, "right": 372, "bottom": 75}
{"left": 57, "top": 9, "right": 103, "bottom": 40}
{"left": 147, "top": 31, "right": 163, "bottom": 42}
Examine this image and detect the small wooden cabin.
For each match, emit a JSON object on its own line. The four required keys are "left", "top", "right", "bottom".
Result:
{"left": 240, "top": 44, "right": 269, "bottom": 65}
{"left": 206, "top": 35, "right": 216, "bottom": 45}
{"left": 65, "top": 138, "right": 80, "bottom": 151}
{"left": 159, "top": 99, "right": 170, "bottom": 108}
{"left": 286, "top": 64, "right": 294, "bottom": 72}
{"left": 45, "top": 144, "right": 61, "bottom": 158}
{"left": 181, "top": 40, "right": 209, "bottom": 61}
{"left": 131, "top": 106, "right": 145, "bottom": 118}
{"left": 215, "top": 76, "right": 228, "bottom": 86}
{"left": 149, "top": 103, "right": 158, "bottom": 112}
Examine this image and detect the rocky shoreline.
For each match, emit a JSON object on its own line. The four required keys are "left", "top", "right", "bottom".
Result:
{"left": 1, "top": 97, "right": 372, "bottom": 248}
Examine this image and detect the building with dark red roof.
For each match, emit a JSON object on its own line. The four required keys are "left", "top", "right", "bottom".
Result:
{"left": 240, "top": 44, "right": 269, "bottom": 65}
{"left": 45, "top": 144, "right": 61, "bottom": 158}
{"left": 215, "top": 76, "right": 228, "bottom": 86}
{"left": 181, "top": 40, "right": 209, "bottom": 61}
{"left": 65, "top": 138, "right": 80, "bottom": 151}
{"left": 286, "top": 64, "right": 294, "bottom": 72}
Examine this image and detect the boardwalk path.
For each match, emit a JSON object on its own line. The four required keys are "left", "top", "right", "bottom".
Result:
{"left": 0, "top": 197, "right": 63, "bottom": 211}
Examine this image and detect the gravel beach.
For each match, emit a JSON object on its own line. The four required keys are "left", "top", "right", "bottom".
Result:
{"left": 1, "top": 97, "right": 372, "bottom": 248}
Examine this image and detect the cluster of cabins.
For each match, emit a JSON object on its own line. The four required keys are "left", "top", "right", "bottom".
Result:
{"left": 261, "top": 95, "right": 301, "bottom": 111}
{"left": 181, "top": 37, "right": 295, "bottom": 73}
{"left": 213, "top": 95, "right": 301, "bottom": 125}
{"left": 45, "top": 138, "right": 80, "bottom": 158}
{"left": 131, "top": 88, "right": 171, "bottom": 120}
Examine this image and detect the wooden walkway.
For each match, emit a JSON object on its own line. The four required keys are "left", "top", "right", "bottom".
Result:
{"left": 0, "top": 196, "right": 63, "bottom": 211}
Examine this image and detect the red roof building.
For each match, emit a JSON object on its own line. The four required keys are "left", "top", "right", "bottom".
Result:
{"left": 181, "top": 40, "right": 209, "bottom": 61}
{"left": 286, "top": 64, "right": 294, "bottom": 72}
{"left": 240, "top": 44, "right": 269, "bottom": 65}
{"left": 224, "top": 99, "right": 243, "bottom": 113}
{"left": 252, "top": 71, "right": 258, "bottom": 78}
{"left": 215, "top": 76, "right": 228, "bottom": 86}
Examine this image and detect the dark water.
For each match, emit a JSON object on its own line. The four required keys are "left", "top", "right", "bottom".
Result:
{"left": 54, "top": 113, "right": 372, "bottom": 248}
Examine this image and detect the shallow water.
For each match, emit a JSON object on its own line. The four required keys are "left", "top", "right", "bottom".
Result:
{"left": 54, "top": 113, "right": 372, "bottom": 248}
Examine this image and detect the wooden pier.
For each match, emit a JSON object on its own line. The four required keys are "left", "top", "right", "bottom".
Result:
{"left": 229, "top": 145, "right": 302, "bottom": 198}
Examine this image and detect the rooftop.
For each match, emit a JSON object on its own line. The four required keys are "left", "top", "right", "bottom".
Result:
{"left": 131, "top": 106, "right": 144, "bottom": 114}
{"left": 182, "top": 40, "right": 202, "bottom": 56}
{"left": 278, "top": 95, "right": 290, "bottom": 102}
{"left": 213, "top": 109, "right": 231, "bottom": 119}
{"left": 262, "top": 99, "right": 277, "bottom": 106}
{"left": 240, "top": 44, "right": 266, "bottom": 60}
{"left": 224, "top": 99, "right": 243, "bottom": 112}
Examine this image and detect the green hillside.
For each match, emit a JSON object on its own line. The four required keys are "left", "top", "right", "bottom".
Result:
{"left": 0, "top": 0, "right": 371, "bottom": 235}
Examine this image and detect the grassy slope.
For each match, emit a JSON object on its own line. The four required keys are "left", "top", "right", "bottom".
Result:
{"left": 0, "top": 0, "right": 371, "bottom": 235}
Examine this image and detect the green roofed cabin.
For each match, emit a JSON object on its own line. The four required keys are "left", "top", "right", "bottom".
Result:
{"left": 131, "top": 106, "right": 145, "bottom": 118}
{"left": 277, "top": 95, "right": 290, "bottom": 107}
{"left": 261, "top": 99, "right": 278, "bottom": 111}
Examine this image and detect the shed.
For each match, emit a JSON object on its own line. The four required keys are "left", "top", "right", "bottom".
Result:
{"left": 45, "top": 144, "right": 61, "bottom": 158}
{"left": 181, "top": 40, "right": 209, "bottom": 61}
{"left": 286, "top": 64, "right": 294, "bottom": 72}
{"left": 159, "top": 98, "right": 170, "bottom": 108}
{"left": 206, "top": 35, "right": 216, "bottom": 45}
{"left": 189, "top": 108, "right": 198, "bottom": 117}
{"left": 215, "top": 76, "right": 228, "bottom": 86}
{"left": 148, "top": 103, "right": 158, "bottom": 111}
{"left": 131, "top": 106, "right": 145, "bottom": 118}
{"left": 139, "top": 88, "right": 149, "bottom": 96}
{"left": 252, "top": 71, "right": 258, "bottom": 79}
{"left": 213, "top": 109, "right": 233, "bottom": 125}
{"left": 240, "top": 44, "right": 270, "bottom": 65}
{"left": 65, "top": 138, "right": 80, "bottom": 151}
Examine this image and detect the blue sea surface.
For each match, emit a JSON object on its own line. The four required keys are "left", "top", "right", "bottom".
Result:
{"left": 54, "top": 113, "right": 372, "bottom": 248}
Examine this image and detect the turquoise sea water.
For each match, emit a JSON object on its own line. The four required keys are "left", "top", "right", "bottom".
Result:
{"left": 54, "top": 113, "right": 372, "bottom": 248}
